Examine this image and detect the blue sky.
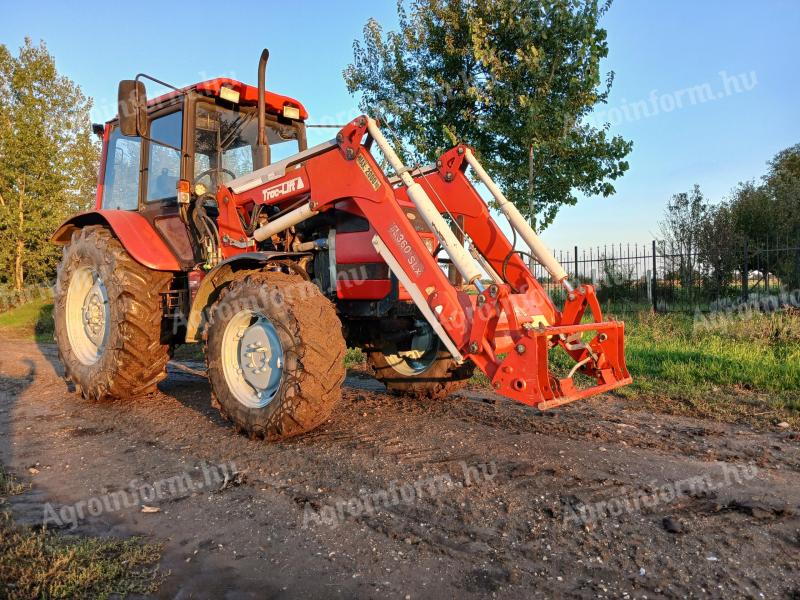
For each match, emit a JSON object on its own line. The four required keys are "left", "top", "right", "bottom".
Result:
{"left": 3, "top": 0, "right": 798, "bottom": 251}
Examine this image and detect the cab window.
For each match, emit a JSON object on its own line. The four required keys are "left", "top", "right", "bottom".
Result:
{"left": 101, "top": 127, "right": 141, "bottom": 210}
{"left": 194, "top": 103, "right": 257, "bottom": 189}
{"left": 266, "top": 124, "right": 299, "bottom": 163}
{"left": 146, "top": 111, "right": 183, "bottom": 203}
{"left": 193, "top": 102, "right": 300, "bottom": 190}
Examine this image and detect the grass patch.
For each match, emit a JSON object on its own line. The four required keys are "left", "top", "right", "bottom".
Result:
{"left": 611, "top": 310, "right": 800, "bottom": 426}
{"left": 0, "top": 298, "right": 54, "bottom": 343}
{"left": 345, "top": 347, "right": 367, "bottom": 370}
{"left": 0, "top": 464, "right": 163, "bottom": 599}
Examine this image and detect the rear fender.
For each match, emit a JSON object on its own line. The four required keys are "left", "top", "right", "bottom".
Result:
{"left": 51, "top": 210, "right": 182, "bottom": 271}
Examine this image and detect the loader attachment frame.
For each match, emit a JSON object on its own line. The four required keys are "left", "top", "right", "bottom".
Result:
{"left": 217, "top": 116, "right": 631, "bottom": 408}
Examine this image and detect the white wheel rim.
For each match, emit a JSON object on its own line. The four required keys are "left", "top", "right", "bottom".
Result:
{"left": 221, "top": 309, "right": 284, "bottom": 409}
{"left": 65, "top": 266, "right": 110, "bottom": 366}
{"left": 384, "top": 320, "right": 439, "bottom": 376}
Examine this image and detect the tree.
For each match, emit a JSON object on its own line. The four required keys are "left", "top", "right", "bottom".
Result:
{"left": 697, "top": 202, "right": 740, "bottom": 294}
{"left": 731, "top": 144, "right": 800, "bottom": 246}
{"left": 344, "top": 0, "right": 632, "bottom": 230}
{"left": 659, "top": 185, "right": 708, "bottom": 290}
{"left": 0, "top": 39, "right": 98, "bottom": 291}
{"left": 728, "top": 144, "right": 800, "bottom": 288}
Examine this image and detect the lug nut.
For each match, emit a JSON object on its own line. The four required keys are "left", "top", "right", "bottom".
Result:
{"left": 489, "top": 284, "right": 499, "bottom": 298}
{"left": 477, "top": 294, "right": 486, "bottom": 306}
{"left": 516, "top": 343, "right": 526, "bottom": 354}
{"left": 469, "top": 341, "right": 479, "bottom": 353}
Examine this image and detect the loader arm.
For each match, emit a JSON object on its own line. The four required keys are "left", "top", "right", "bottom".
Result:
{"left": 217, "top": 116, "right": 631, "bottom": 408}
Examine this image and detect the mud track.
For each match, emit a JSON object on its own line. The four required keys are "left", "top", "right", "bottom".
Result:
{"left": 1, "top": 339, "right": 799, "bottom": 598}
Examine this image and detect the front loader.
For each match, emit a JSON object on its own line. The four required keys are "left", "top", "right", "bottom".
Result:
{"left": 51, "top": 50, "right": 631, "bottom": 440}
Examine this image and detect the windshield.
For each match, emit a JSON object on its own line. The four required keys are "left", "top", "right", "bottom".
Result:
{"left": 193, "top": 102, "right": 300, "bottom": 187}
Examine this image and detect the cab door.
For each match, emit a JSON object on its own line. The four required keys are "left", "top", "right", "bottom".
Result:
{"left": 138, "top": 104, "right": 195, "bottom": 268}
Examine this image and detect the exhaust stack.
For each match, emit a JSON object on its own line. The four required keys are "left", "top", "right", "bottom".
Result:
{"left": 256, "top": 49, "right": 270, "bottom": 168}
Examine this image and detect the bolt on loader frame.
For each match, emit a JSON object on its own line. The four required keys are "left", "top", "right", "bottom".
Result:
{"left": 51, "top": 50, "right": 630, "bottom": 440}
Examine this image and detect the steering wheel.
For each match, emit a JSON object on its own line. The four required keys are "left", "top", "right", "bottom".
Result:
{"left": 193, "top": 167, "right": 236, "bottom": 187}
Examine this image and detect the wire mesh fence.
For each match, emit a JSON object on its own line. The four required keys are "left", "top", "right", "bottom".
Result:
{"left": 529, "top": 239, "right": 800, "bottom": 313}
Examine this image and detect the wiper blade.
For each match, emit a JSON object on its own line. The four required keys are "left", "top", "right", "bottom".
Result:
{"left": 220, "top": 111, "right": 255, "bottom": 152}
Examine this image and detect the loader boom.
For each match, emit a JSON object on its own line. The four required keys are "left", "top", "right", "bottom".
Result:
{"left": 216, "top": 116, "right": 631, "bottom": 408}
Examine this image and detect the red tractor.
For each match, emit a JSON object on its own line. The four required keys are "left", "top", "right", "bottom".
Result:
{"left": 51, "top": 51, "right": 631, "bottom": 440}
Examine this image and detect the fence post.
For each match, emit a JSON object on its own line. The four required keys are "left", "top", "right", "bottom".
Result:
{"left": 573, "top": 245, "right": 578, "bottom": 280}
{"left": 795, "top": 243, "right": 800, "bottom": 291}
{"left": 741, "top": 239, "right": 749, "bottom": 302}
{"left": 651, "top": 239, "right": 657, "bottom": 312}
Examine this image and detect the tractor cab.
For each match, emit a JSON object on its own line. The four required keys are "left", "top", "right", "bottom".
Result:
{"left": 97, "top": 74, "right": 308, "bottom": 269}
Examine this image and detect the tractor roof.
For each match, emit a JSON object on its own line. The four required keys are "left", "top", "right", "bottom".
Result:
{"left": 143, "top": 77, "right": 309, "bottom": 120}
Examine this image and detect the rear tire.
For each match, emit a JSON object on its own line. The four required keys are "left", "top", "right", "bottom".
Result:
{"left": 368, "top": 323, "right": 475, "bottom": 399}
{"left": 205, "top": 272, "right": 345, "bottom": 440}
{"left": 53, "top": 226, "right": 172, "bottom": 401}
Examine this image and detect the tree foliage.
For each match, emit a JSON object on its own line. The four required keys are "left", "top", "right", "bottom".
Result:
{"left": 0, "top": 39, "right": 99, "bottom": 290}
{"left": 344, "top": 0, "right": 631, "bottom": 228}
{"left": 344, "top": 0, "right": 632, "bottom": 229}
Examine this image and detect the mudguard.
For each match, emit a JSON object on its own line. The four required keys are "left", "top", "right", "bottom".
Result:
{"left": 184, "top": 251, "right": 310, "bottom": 343}
{"left": 51, "top": 210, "right": 181, "bottom": 272}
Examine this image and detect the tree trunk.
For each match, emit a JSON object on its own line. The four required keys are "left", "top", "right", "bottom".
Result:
{"left": 528, "top": 144, "right": 535, "bottom": 193}
{"left": 14, "top": 239, "right": 24, "bottom": 292}
{"left": 528, "top": 144, "right": 535, "bottom": 227}
{"left": 14, "top": 180, "right": 25, "bottom": 291}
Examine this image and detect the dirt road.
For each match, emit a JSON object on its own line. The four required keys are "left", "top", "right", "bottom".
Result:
{"left": 1, "top": 338, "right": 799, "bottom": 599}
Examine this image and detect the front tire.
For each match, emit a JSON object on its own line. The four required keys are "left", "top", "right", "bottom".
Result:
{"left": 205, "top": 272, "right": 345, "bottom": 440}
{"left": 53, "top": 226, "right": 172, "bottom": 401}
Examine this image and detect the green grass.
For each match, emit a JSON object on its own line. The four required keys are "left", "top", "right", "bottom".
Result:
{"left": 0, "top": 298, "right": 54, "bottom": 343}
{"left": 0, "top": 464, "right": 163, "bottom": 599}
{"left": 612, "top": 310, "right": 800, "bottom": 426}
{"left": 345, "top": 347, "right": 366, "bottom": 369}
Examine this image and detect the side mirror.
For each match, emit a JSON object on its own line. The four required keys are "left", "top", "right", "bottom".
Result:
{"left": 117, "top": 80, "right": 148, "bottom": 137}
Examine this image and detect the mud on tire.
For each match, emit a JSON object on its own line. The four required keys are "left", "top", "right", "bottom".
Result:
{"left": 53, "top": 226, "right": 173, "bottom": 401}
{"left": 368, "top": 350, "right": 475, "bottom": 400}
{"left": 205, "top": 272, "right": 346, "bottom": 440}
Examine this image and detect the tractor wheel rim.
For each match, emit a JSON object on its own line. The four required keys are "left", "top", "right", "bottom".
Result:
{"left": 384, "top": 321, "right": 439, "bottom": 376}
{"left": 221, "top": 309, "right": 284, "bottom": 409}
{"left": 66, "top": 266, "right": 109, "bottom": 366}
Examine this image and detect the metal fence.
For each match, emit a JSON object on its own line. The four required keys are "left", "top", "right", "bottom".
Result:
{"left": 529, "top": 240, "right": 800, "bottom": 313}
